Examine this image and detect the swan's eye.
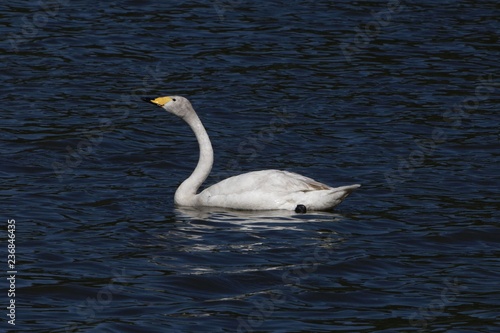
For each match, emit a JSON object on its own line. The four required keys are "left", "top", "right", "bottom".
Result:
{"left": 172, "top": 98, "right": 177, "bottom": 102}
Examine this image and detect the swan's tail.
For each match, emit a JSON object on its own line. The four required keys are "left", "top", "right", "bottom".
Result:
{"left": 334, "top": 184, "right": 361, "bottom": 195}
{"left": 327, "top": 184, "right": 361, "bottom": 208}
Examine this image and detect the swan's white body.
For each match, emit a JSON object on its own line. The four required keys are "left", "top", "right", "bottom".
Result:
{"left": 196, "top": 170, "right": 360, "bottom": 211}
{"left": 144, "top": 96, "right": 360, "bottom": 212}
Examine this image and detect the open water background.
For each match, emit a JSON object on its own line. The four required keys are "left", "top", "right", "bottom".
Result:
{"left": 1, "top": 0, "right": 499, "bottom": 332}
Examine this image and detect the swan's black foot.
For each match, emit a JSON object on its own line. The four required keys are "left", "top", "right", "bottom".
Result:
{"left": 295, "top": 204, "right": 307, "bottom": 213}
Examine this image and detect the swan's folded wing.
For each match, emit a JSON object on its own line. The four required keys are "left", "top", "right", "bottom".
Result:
{"left": 197, "top": 170, "right": 356, "bottom": 210}
{"left": 204, "top": 170, "right": 330, "bottom": 194}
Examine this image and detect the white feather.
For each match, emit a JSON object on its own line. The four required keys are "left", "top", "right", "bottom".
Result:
{"left": 144, "top": 95, "right": 360, "bottom": 211}
{"left": 198, "top": 170, "right": 360, "bottom": 210}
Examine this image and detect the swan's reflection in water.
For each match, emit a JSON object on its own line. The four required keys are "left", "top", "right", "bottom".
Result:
{"left": 174, "top": 207, "right": 347, "bottom": 231}
{"left": 149, "top": 208, "right": 348, "bottom": 276}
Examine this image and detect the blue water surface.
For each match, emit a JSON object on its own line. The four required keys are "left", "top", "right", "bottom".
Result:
{"left": 1, "top": 0, "right": 499, "bottom": 332}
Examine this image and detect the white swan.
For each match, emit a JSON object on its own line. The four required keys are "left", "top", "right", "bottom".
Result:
{"left": 142, "top": 96, "right": 360, "bottom": 213}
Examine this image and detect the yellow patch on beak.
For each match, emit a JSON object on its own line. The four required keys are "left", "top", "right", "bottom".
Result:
{"left": 151, "top": 96, "right": 172, "bottom": 106}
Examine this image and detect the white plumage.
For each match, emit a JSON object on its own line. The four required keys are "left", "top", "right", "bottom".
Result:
{"left": 198, "top": 170, "right": 359, "bottom": 211}
{"left": 143, "top": 96, "right": 360, "bottom": 212}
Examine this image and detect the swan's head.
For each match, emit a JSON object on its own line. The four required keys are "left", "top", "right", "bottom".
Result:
{"left": 142, "top": 95, "right": 194, "bottom": 119}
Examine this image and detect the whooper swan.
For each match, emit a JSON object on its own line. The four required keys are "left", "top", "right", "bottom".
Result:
{"left": 142, "top": 96, "right": 360, "bottom": 213}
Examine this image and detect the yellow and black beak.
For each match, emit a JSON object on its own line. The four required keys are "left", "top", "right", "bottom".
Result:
{"left": 141, "top": 96, "right": 172, "bottom": 107}
{"left": 141, "top": 97, "right": 156, "bottom": 105}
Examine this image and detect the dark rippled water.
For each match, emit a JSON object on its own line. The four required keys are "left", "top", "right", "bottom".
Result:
{"left": 2, "top": 1, "right": 499, "bottom": 332}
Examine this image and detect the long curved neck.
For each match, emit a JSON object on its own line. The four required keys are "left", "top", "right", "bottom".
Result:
{"left": 174, "top": 111, "right": 213, "bottom": 206}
